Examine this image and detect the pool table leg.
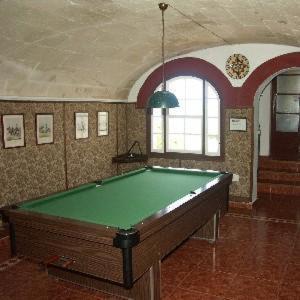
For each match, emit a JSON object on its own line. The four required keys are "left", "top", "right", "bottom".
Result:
{"left": 192, "top": 210, "right": 220, "bottom": 242}
{"left": 149, "top": 260, "right": 161, "bottom": 300}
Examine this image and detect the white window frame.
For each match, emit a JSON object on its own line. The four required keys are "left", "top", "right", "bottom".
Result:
{"left": 150, "top": 76, "right": 221, "bottom": 157}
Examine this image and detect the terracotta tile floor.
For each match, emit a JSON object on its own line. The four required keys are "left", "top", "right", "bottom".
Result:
{"left": 0, "top": 193, "right": 300, "bottom": 299}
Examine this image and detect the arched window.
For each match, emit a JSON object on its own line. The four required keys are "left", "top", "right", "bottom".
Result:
{"left": 149, "top": 76, "right": 222, "bottom": 158}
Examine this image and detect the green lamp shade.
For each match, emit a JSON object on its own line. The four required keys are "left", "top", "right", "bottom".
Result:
{"left": 147, "top": 90, "right": 179, "bottom": 108}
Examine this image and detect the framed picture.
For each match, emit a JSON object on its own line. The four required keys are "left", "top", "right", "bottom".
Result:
{"left": 36, "top": 114, "right": 54, "bottom": 145}
{"left": 98, "top": 111, "right": 109, "bottom": 136}
{"left": 2, "top": 114, "right": 25, "bottom": 149}
{"left": 75, "top": 112, "right": 89, "bottom": 139}
{"left": 229, "top": 117, "right": 247, "bottom": 131}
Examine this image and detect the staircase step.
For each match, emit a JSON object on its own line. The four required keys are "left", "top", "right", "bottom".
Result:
{"left": 258, "top": 170, "right": 300, "bottom": 185}
{"left": 259, "top": 157, "right": 300, "bottom": 173}
{"left": 258, "top": 182, "right": 300, "bottom": 196}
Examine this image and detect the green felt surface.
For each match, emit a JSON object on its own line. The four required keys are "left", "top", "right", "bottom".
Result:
{"left": 20, "top": 167, "right": 221, "bottom": 229}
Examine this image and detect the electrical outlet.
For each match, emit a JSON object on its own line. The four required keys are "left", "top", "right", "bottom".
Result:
{"left": 232, "top": 174, "right": 239, "bottom": 182}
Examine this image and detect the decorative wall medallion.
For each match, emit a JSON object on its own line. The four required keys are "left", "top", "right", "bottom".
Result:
{"left": 225, "top": 54, "right": 250, "bottom": 79}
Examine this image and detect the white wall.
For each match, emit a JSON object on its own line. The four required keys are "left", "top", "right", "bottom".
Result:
{"left": 259, "top": 83, "right": 272, "bottom": 156}
{"left": 128, "top": 43, "right": 300, "bottom": 102}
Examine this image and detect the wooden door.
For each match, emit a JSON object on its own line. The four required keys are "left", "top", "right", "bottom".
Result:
{"left": 271, "top": 74, "right": 300, "bottom": 161}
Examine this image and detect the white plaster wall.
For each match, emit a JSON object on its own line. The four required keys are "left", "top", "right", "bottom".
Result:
{"left": 259, "top": 83, "right": 272, "bottom": 156}
{"left": 128, "top": 43, "right": 300, "bottom": 102}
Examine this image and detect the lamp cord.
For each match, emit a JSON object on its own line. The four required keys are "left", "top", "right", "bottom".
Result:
{"left": 162, "top": 6, "right": 166, "bottom": 91}
{"left": 168, "top": 4, "right": 229, "bottom": 45}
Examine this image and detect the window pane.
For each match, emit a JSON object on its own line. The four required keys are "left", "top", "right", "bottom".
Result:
{"left": 186, "top": 78, "right": 203, "bottom": 99}
{"left": 186, "top": 99, "right": 202, "bottom": 116}
{"left": 168, "top": 78, "right": 185, "bottom": 99}
{"left": 207, "top": 83, "right": 218, "bottom": 99}
{"left": 152, "top": 116, "right": 163, "bottom": 134}
{"left": 185, "top": 118, "right": 202, "bottom": 134}
{"left": 152, "top": 134, "right": 164, "bottom": 151}
{"left": 152, "top": 76, "right": 221, "bottom": 156}
{"left": 168, "top": 134, "right": 184, "bottom": 151}
{"left": 207, "top": 118, "right": 219, "bottom": 135}
{"left": 152, "top": 108, "right": 162, "bottom": 116}
{"left": 185, "top": 135, "right": 202, "bottom": 152}
{"left": 169, "top": 99, "right": 185, "bottom": 116}
{"left": 206, "top": 136, "right": 219, "bottom": 154}
{"left": 207, "top": 99, "right": 219, "bottom": 117}
{"left": 168, "top": 117, "right": 184, "bottom": 133}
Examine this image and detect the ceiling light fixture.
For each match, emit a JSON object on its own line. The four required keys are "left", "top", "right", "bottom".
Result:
{"left": 147, "top": 3, "right": 179, "bottom": 109}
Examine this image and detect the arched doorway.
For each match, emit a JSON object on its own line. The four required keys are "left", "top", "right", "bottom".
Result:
{"left": 250, "top": 63, "right": 300, "bottom": 201}
{"left": 270, "top": 69, "right": 300, "bottom": 160}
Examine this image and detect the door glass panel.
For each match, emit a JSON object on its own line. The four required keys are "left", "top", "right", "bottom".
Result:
{"left": 277, "top": 76, "right": 300, "bottom": 93}
{"left": 276, "top": 114, "right": 299, "bottom": 132}
{"left": 276, "top": 95, "right": 299, "bottom": 113}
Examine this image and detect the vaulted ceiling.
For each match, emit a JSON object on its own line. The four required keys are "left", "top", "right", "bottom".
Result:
{"left": 0, "top": 0, "right": 299, "bottom": 99}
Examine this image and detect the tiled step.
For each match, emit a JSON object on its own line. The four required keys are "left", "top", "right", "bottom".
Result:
{"left": 258, "top": 170, "right": 300, "bottom": 186}
{"left": 258, "top": 157, "right": 300, "bottom": 197}
{"left": 259, "top": 157, "right": 300, "bottom": 173}
{"left": 258, "top": 182, "right": 300, "bottom": 196}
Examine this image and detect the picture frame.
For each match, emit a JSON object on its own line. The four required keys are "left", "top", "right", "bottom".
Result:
{"left": 36, "top": 113, "right": 54, "bottom": 145}
{"left": 229, "top": 117, "right": 247, "bottom": 131}
{"left": 2, "top": 114, "right": 25, "bottom": 149}
{"left": 97, "top": 111, "right": 109, "bottom": 136}
{"left": 75, "top": 112, "right": 89, "bottom": 139}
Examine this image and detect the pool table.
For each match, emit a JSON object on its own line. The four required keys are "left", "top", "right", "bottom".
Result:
{"left": 3, "top": 166, "right": 232, "bottom": 299}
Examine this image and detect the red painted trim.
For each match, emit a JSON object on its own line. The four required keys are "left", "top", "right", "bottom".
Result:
{"left": 136, "top": 52, "right": 300, "bottom": 108}
{"left": 136, "top": 57, "right": 235, "bottom": 108}
{"left": 240, "top": 52, "right": 300, "bottom": 106}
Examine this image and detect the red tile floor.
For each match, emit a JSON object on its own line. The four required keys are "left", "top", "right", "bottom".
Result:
{"left": 0, "top": 193, "right": 299, "bottom": 299}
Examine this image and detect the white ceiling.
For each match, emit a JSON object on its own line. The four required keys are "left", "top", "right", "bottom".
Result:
{"left": 0, "top": 0, "right": 299, "bottom": 99}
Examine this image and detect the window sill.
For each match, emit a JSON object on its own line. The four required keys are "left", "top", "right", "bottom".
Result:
{"left": 148, "top": 152, "right": 224, "bottom": 162}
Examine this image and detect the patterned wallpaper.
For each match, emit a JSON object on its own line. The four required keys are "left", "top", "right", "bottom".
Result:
{"left": 126, "top": 104, "right": 253, "bottom": 201}
{"left": 0, "top": 101, "right": 253, "bottom": 207}
{"left": 0, "top": 101, "right": 123, "bottom": 207}
{"left": 64, "top": 102, "right": 118, "bottom": 188}
{"left": 0, "top": 102, "right": 66, "bottom": 206}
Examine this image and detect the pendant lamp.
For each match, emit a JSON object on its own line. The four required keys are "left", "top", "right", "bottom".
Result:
{"left": 147, "top": 3, "right": 179, "bottom": 108}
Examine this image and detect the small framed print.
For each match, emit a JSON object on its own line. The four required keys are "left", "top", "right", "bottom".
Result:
{"left": 36, "top": 114, "right": 54, "bottom": 145}
{"left": 98, "top": 111, "right": 109, "bottom": 136}
{"left": 229, "top": 117, "right": 247, "bottom": 131}
{"left": 2, "top": 114, "right": 25, "bottom": 149}
{"left": 75, "top": 112, "right": 89, "bottom": 139}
